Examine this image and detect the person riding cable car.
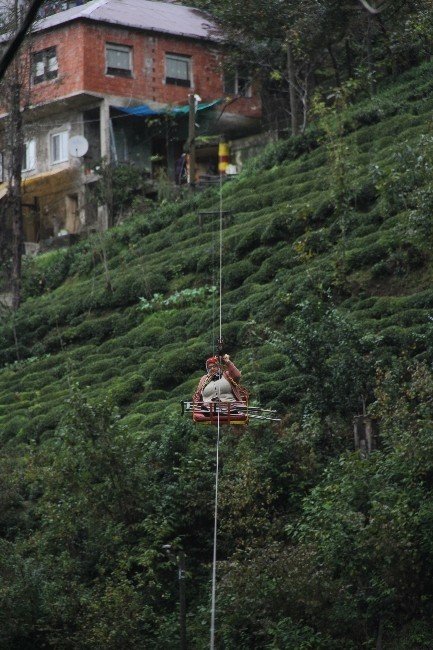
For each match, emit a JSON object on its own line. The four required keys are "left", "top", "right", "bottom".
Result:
{"left": 192, "top": 354, "right": 249, "bottom": 424}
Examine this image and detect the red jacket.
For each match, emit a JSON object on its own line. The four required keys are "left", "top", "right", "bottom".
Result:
{"left": 193, "top": 360, "right": 249, "bottom": 403}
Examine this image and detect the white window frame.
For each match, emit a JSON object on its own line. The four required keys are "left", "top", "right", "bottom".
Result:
{"left": 223, "top": 69, "right": 252, "bottom": 98}
{"left": 50, "top": 131, "right": 69, "bottom": 165}
{"left": 22, "top": 140, "right": 36, "bottom": 172}
{"left": 165, "top": 53, "right": 192, "bottom": 87}
{"left": 32, "top": 47, "right": 58, "bottom": 85}
{"left": 106, "top": 43, "right": 133, "bottom": 77}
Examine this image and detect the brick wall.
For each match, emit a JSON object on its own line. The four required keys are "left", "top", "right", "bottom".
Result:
{"left": 30, "top": 23, "right": 85, "bottom": 105}
{"left": 28, "top": 21, "right": 261, "bottom": 118}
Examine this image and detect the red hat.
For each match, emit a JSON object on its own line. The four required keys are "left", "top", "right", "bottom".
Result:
{"left": 206, "top": 356, "right": 219, "bottom": 369}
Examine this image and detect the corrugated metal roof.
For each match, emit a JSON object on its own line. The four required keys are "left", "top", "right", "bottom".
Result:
{"left": 34, "top": 0, "right": 221, "bottom": 42}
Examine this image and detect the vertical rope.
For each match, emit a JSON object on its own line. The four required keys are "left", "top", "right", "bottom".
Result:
{"left": 219, "top": 173, "right": 223, "bottom": 342}
{"left": 210, "top": 414, "right": 220, "bottom": 650}
{"left": 211, "top": 202, "right": 216, "bottom": 356}
{"left": 210, "top": 172, "right": 224, "bottom": 650}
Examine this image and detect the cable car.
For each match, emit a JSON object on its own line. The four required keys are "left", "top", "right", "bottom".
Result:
{"left": 182, "top": 345, "right": 280, "bottom": 426}
{"left": 182, "top": 400, "right": 249, "bottom": 425}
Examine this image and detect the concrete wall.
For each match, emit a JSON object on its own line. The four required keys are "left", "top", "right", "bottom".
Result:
{"left": 22, "top": 107, "right": 83, "bottom": 176}
{"left": 229, "top": 132, "right": 276, "bottom": 171}
{"left": 17, "top": 107, "right": 88, "bottom": 241}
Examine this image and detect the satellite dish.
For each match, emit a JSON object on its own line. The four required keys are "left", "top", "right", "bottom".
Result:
{"left": 68, "top": 135, "right": 89, "bottom": 158}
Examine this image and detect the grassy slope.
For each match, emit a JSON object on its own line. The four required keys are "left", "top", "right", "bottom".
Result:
{"left": 2, "top": 61, "right": 433, "bottom": 441}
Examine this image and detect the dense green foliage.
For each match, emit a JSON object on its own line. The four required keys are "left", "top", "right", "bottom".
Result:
{"left": 2, "top": 60, "right": 433, "bottom": 646}
{"left": 187, "top": 0, "right": 433, "bottom": 131}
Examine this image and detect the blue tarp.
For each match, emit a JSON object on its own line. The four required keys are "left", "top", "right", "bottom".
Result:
{"left": 113, "top": 99, "right": 222, "bottom": 117}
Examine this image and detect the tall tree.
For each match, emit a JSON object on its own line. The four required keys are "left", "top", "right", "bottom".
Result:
{"left": 187, "top": 0, "right": 429, "bottom": 131}
{"left": 0, "top": 0, "right": 31, "bottom": 310}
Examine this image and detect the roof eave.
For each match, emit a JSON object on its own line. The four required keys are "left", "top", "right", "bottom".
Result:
{"left": 32, "top": 14, "right": 223, "bottom": 44}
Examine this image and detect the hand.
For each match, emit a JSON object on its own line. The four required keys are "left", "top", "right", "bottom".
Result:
{"left": 223, "top": 354, "right": 230, "bottom": 363}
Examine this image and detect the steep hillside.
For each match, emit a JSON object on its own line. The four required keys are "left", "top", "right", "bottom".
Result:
{"left": 2, "top": 62, "right": 433, "bottom": 441}
{"left": 3, "top": 60, "right": 433, "bottom": 649}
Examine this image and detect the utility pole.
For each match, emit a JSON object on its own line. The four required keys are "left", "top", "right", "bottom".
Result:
{"left": 187, "top": 92, "right": 196, "bottom": 188}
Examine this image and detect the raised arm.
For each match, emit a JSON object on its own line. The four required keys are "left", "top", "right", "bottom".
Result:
{"left": 223, "top": 354, "right": 241, "bottom": 380}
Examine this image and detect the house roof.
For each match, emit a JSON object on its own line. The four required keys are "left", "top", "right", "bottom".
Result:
{"left": 34, "top": 0, "right": 221, "bottom": 42}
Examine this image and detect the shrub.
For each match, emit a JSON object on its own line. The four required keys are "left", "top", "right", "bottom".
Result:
{"left": 235, "top": 228, "right": 263, "bottom": 257}
{"left": 0, "top": 414, "right": 30, "bottom": 442}
{"left": 261, "top": 213, "right": 290, "bottom": 245}
{"left": 223, "top": 260, "right": 255, "bottom": 290}
{"left": 256, "top": 353, "right": 288, "bottom": 372}
{"left": 243, "top": 128, "right": 321, "bottom": 174}
{"left": 110, "top": 271, "right": 168, "bottom": 307}
{"left": 149, "top": 342, "right": 208, "bottom": 389}
{"left": 256, "top": 380, "right": 281, "bottom": 403}
{"left": 109, "top": 373, "right": 144, "bottom": 405}
{"left": 248, "top": 246, "right": 271, "bottom": 267}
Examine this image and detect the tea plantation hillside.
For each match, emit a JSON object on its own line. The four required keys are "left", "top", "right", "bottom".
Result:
{"left": 2, "top": 62, "right": 433, "bottom": 441}
{"left": 3, "top": 61, "right": 433, "bottom": 648}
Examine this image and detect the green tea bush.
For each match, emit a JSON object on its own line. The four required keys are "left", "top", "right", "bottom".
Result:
{"left": 159, "top": 326, "right": 187, "bottom": 346}
{"left": 371, "top": 242, "right": 427, "bottom": 278}
{"left": 128, "top": 326, "right": 165, "bottom": 349}
{"left": 248, "top": 258, "right": 279, "bottom": 284}
{"left": 120, "top": 412, "right": 148, "bottom": 431}
{"left": 143, "top": 389, "right": 167, "bottom": 401}
{"left": 109, "top": 373, "right": 144, "bottom": 405}
{"left": 23, "top": 249, "right": 73, "bottom": 298}
{"left": 256, "top": 380, "right": 281, "bottom": 403}
{"left": 32, "top": 404, "right": 67, "bottom": 439}
{"left": 0, "top": 414, "right": 30, "bottom": 442}
{"left": 223, "top": 260, "right": 255, "bottom": 290}
{"left": 219, "top": 321, "right": 246, "bottom": 349}
{"left": 248, "top": 246, "right": 271, "bottom": 267}
{"left": 257, "top": 353, "right": 288, "bottom": 372}
{"left": 234, "top": 228, "right": 263, "bottom": 257}
{"left": 150, "top": 342, "right": 208, "bottom": 389}
{"left": 243, "top": 128, "right": 321, "bottom": 175}
{"left": 63, "top": 315, "right": 118, "bottom": 345}
{"left": 109, "top": 271, "right": 168, "bottom": 306}
{"left": 345, "top": 240, "right": 391, "bottom": 272}
{"left": 185, "top": 308, "right": 213, "bottom": 339}
{"left": 260, "top": 213, "right": 290, "bottom": 245}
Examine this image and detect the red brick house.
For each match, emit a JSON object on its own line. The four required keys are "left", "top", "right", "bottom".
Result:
{"left": 0, "top": 0, "right": 262, "bottom": 243}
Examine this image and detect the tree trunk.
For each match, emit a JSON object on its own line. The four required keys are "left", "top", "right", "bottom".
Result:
{"left": 376, "top": 616, "right": 384, "bottom": 649}
{"left": 345, "top": 38, "right": 353, "bottom": 78}
{"left": 327, "top": 43, "right": 341, "bottom": 87}
{"left": 376, "top": 14, "right": 398, "bottom": 76}
{"left": 287, "top": 41, "right": 299, "bottom": 136}
{"left": 9, "top": 75, "right": 24, "bottom": 311}
{"left": 366, "top": 15, "right": 376, "bottom": 95}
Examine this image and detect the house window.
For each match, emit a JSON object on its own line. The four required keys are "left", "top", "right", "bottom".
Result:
{"left": 22, "top": 140, "right": 36, "bottom": 172}
{"left": 224, "top": 69, "right": 252, "bottom": 98}
{"left": 106, "top": 43, "right": 132, "bottom": 77}
{"left": 165, "top": 53, "right": 191, "bottom": 87}
{"left": 32, "top": 47, "right": 58, "bottom": 84}
{"left": 50, "top": 131, "right": 68, "bottom": 164}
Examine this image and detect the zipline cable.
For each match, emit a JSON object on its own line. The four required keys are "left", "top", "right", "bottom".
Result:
{"left": 210, "top": 411, "right": 221, "bottom": 650}
{"left": 219, "top": 172, "right": 223, "bottom": 344}
{"left": 210, "top": 172, "right": 224, "bottom": 650}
